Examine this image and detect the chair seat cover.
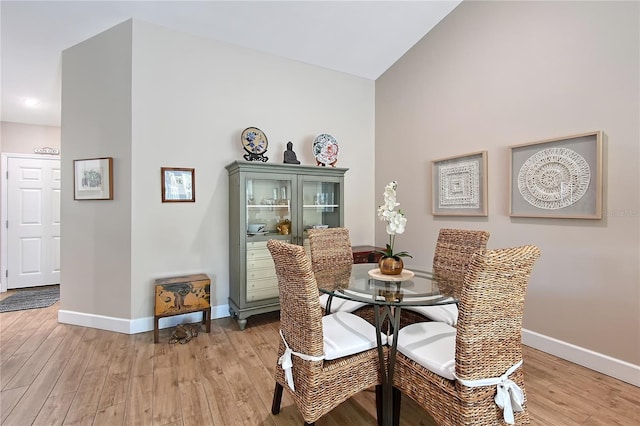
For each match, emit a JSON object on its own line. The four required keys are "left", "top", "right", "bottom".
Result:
{"left": 319, "top": 293, "right": 368, "bottom": 314}
{"left": 395, "top": 321, "right": 457, "bottom": 380}
{"left": 323, "top": 311, "right": 387, "bottom": 360}
{"left": 403, "top": 303, "right": 458, "bottom": 326}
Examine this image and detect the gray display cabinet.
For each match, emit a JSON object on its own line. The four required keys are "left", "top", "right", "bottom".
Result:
{"left": 226, "top": 161, "right": 348, "bottom": 330}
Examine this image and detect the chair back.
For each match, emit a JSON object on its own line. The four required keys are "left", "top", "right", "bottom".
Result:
{"left": 307, "top": 227, "right": 353, "bottom": 273}
{"left": 455, "top": 245, "right": 541, "bottom": 381}
{"left": 267, "top": 239, "right": 324, "bottom": 359}
{"left": 433, "top": 228, "right": 490, "bottom": 299}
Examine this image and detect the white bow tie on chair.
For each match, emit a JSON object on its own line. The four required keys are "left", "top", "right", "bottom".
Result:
{"left": 454, "top": 360, "right": 525, "bottom": 425}
{"left": 278, "top": 329, "right": 325, "bottom": 392}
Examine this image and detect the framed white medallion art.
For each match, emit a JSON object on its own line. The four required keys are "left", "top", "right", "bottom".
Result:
{"left": 509, "top": 131, "right": 603, "bottom": 219}
{"left": 432, "top": 151, "right": 487, "bottom": 217}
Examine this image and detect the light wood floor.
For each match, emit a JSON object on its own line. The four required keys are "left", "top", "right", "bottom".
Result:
{"left": 1, "top": 297, "right": 638, "bottom": 425}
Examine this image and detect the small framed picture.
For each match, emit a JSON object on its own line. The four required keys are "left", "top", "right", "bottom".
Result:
{"left": 74, "top": 157, "right": 113, "bottom": 200}
{"left": 161, "top": 167, "right": 195, "bottom": 202}
{"left": 509, "top": 131, "right": 603, "bottom": 219}
{"left": 432, "top": 151, "right": 488, "bottom": 216}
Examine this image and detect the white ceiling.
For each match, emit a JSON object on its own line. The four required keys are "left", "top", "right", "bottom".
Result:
{"left": 1, "top": 0, "right": 461, "bottom": 127}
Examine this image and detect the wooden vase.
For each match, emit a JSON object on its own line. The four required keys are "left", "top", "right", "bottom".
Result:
{"left": 379, "top": 256, "right": 404, "bottom": 275}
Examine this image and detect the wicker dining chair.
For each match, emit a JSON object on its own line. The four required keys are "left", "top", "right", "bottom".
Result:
{"left": 392, "top": 245, "right": 541, "bottom": 426}
{"left": 307, "top": 227, "right": 370, "bottom": 315}
{"left": 400, "top": 228, "right": 490, "bottom": 328}
{"left": 267, "top": 239, "right": 385, "bottom": 426}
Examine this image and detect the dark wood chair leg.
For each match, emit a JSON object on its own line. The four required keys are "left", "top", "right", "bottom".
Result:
{"left": 271, "top": 382, "right": 283, "bottom": 415}
{"left": 392, "top": 386, "right": 402, "bottom": 426}
{"left": 375, "top": 384, "right": 383, "bottom": 426}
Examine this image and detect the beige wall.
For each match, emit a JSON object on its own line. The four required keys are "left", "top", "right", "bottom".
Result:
{"left": 128, "top": 20, "right": 375, "bottom": 320}
{"left": 60, "top": 20, "right": 376, "bottom": 332}
{"left": 376, "top": 0, "right": 639, "bottom": 375}
{"left": 60, "top": 20, "right": 133, "bottom": 321}
{"left": 1, "top": 121, "right": 61, "bottom": 154}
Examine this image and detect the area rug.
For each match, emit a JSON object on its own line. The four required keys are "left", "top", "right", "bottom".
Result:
{"left": 0, "top": 285, "right": 60, "bottom": 313}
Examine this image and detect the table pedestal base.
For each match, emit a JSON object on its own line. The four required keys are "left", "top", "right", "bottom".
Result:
{"left": 374, "top": 303, "right": 403, "bottom": 426}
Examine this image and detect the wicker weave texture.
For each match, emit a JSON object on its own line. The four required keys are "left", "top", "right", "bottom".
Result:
{"left": 399, "top": 228, "right": 489, "bottom": 328}
{"left": 307, "top": 227, "right": 354, "bottom": 272}
{"left": 307, "top": 227, "right": 382, "bottom": 324}
{"left": 432, "top": 228, "right": 490, "bottom": 300}
{"left": 393, "top": 245, "right": 541, "bottom": 426}
{"left": 267, "top": 239, "right": 382, "bottom": 424}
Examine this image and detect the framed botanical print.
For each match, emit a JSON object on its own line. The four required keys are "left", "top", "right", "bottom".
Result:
{"left": 73, "top": 157, "right": 113, "bottom": 200}
{"left": 161, "top": 167, "right": 195, "bottom": 202}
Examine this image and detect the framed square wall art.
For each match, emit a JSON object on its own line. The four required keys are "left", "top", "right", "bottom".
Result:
{"left": 73, "top": 157, "right": 113, "bottom": 200}
{"left": 161, "top": 167, "right": 195, "bottom": 202}
{"left": 509, "top": 131, "right": 603, "bottom": 219}
{"left": 432, "top": 151, "right": 487, "bottom": 216}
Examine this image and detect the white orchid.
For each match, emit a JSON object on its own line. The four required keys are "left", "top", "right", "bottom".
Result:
{"left": 386, "top": 210, "right": 407, "bottom": 235}
{"left": 376, "top": 181, "right": 412, "bottom": 259}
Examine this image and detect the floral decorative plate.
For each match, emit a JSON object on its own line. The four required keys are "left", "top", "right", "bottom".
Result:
{"left": 241, "top": 127, "right": 269, "bottom": 162}
{"left": 313, "top": 134, "right": 339, "bottom": 166}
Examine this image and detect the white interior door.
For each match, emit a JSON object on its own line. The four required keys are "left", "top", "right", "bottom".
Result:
{"left": 6, "top": 156, "right": 61, "bottom": 289}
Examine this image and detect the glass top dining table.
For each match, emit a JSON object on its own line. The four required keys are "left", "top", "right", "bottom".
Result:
{"left": 315, "top": 262, "right": 456, "bottom": 311}
{"left": 315, "top": 262, "right": 458, "bottom": 426}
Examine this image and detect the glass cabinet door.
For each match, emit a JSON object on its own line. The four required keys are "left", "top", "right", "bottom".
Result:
{"left": 246, "top": 176, "right": 293, "bottom": 237}
{"left": 300, "top": 176, "right": 342, "bottom": 236}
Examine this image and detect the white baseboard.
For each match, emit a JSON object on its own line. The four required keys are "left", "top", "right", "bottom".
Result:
{"left": 58, "top": 309, "right": 133, "bottom": 334}
{"left": 58, "top": 303, "right": 231, "bottom": 335}
{"left": 522, "top": 328, "right": 640, "bottom": 387}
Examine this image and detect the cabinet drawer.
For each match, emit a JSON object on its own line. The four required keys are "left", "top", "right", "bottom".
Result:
{"left": 247, "top": 277, "right": 279, "bottom": 301}
{"left": 248, "top": 276, "right": 279, "bottom": 290}
{"left": 247, "top": 248, "right": 271, "bottom": 261}
{"left": 247, "top": 267, "right": 277, "bottom": 280}
{"left": 247, "top": 241, "right": 269, "bottom": 250}
{"left": 247, "top": 258, "right": 275, "bottom": 270}
{"left": 247, "top": 287, "right": 280, "bottom": 302}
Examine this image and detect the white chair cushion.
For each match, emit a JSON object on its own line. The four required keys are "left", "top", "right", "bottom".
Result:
{"left": 394, "top": 321, "right": 456, "bottom": 380}
{"left": 322, "top": 311, "right": 388, "bottom": 360}
{"left": 403, "top": 303, "right": 458, "bottom": 326}
{"left": 319, "top": 293, "right": 368, "bottom": 314}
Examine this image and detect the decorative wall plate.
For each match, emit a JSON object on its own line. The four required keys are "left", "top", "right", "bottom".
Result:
{"left": 241, "top": 127, "right": 269, "bottom": 162}
{"left": 313, "top": 133, "right": 339, "bottom": 166}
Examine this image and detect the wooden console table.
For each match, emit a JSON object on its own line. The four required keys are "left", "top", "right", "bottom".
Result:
{"left": 352, "top": 245, "right": 384, "bottom": 264}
